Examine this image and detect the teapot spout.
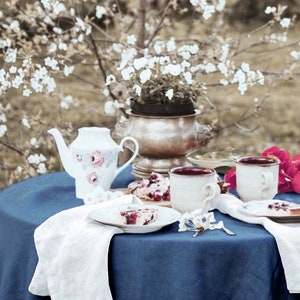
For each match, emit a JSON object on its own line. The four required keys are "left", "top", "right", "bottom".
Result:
{"left": 48, "top": 128, "right": 74, "bottom": 178}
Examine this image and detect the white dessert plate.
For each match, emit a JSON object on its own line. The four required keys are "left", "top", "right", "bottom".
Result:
{"left": 238, "top": 199, "right": 300, "bottom": 223}
{"left": 89, "top": 203, "right": 181, "bottom": 233}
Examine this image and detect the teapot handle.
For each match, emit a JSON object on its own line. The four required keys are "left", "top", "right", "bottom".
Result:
{"left": 114, "top": 137, "right": 139, "bottom": 177}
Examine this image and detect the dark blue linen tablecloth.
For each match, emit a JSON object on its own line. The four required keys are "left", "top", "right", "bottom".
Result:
{"left": 0, "top": 167, "right": 297, "bottom": 300}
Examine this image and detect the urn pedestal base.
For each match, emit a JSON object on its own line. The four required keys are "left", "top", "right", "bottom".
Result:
{"left": 132, "top": 156, "right": 191, "bottom": 179}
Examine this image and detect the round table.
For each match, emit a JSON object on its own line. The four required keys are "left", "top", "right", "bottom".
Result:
{"left": 0, "top": 167, "right": 297, "bottom": 300}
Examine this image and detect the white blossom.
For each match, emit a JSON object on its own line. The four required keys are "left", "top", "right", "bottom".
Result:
{"left": 159, "top": 56, "right": 170, "bottom": 65}
{"left": 83, "top": 186, "right": 124, "bottom": 205}
{"left": 127, "top": 35, "right": 137, "bottom": 46}
{"left": 291, "top": 51, "right": 300, "bottom": 60}
{"left": 44, "top": 76, "right": 56, "bottom": 93}
{"left": 166, "top": 37, "right": 176, "bottom": 52}
{"left": 163, "top": 63, "right": 182, "bottom": 76}
{"left": 0, "top": 113, "right": 6, "bottom": 123}
{"left": 9, "top": 66, "right": 17, "bottom": 74}
{"left": 30, "top": 138, "right": 39, "bottom": 148}
{"left": 104, "top": 101, "right": 115, "bottom": 116}
{"left": 43, "top": 15, "right": 52, "bottom": 24}
{"left": 0, "top": 125, "right": 7, "bottom": 137}
{"left": 63, "top": 65, "right": 74, "bottom": 76}
{"left": 5, "top": 48, "right": 17, "bottom": 63}
{"left": 96, "top": 6, "right": 107, "bottom": 19}
{"left": 75, "top": 17, "right": 91, "bottom": 35}
{"left": 9, "top": 20, "right": 20, "bottom": 31}
{"left": 268, "top": 32, "right": 288, "bottom": 43}
{"left": 217, "top": 62, "right": 229, "bottom": 76}
{"left": 53, "top": 27, "right": 63, "bottom": 34}
{"left": 256, "top": 71, "right": 264, "bottom": 85}
{"left": 102, "top": 88, "right": 109, "bottom": 97}
{"left": 241, "top": 62, "right": 250, "bottom": 73}
{"left": 220, "top": 78, "right": 229, "bottom": 86}
{"left": 53, "top": 2, "right": 66, "bottom": 14}
{"left": 165, "top": 89, "right": 174, "bottom": 100}
{"left": 265, "top": 6, "right": 276, "bottom": 14}
{"left": 28, "top": 153, "right": 46, "bottom": 164}
{"left": 139, "top": 69, "right": 152, "bottom": 84}
{"left": 118, "top": 48, "right": 137, "bottom": 69}
{"left": 44, "top": 57, "right": 59, "bottom": 70}
{"left": 204, "top": 62, "right": 217, "bottom": 73}
{"left": 58, "top": 43, "right": 68, "bottom": 51}
{"left": 23, "top": 88, "right": 32, "bottom": 97}
{"left": 133, "top": 84, "right": 142, "bottom": 96}
{"left": 105, "top": 74, "right": 116, "bottom": 85}
{"left": 0, "top": 38, "right": 11, "bottom": 48}
{"left": 60, "top": 95, "right": 74, "bottom": 109}
{"left": 22, "top": 117, "right": 31, "bottom": 128}
{"left": 184, "top": 72, "right": 194, "bottom": 84}
{"left": 280, "top": 18, "right": 291, "bottom": 29}
{"left": 41, "top": 0, "right": 51, "bottom": 10}
{"left": 104, "top": 100, "right": 123, "bottom": 116}
{"left": 154, "top": 41, "right": 165, "bottom": 54}
{"left": 112, "top": 43, "right": 122, "bottom": 53}
{"left": 216, "top": 0, "right": 226, "bottom": 11}
{"left": 121, "top": 66, "right": 135, "bottom": 80}
{"left": 37, "top": 163, "right": 47, "bottom": 174}
{"left": 22, "top": 58, "right": 32, "bottom": 68}
{"left": 133, "top": 57, "right": 148, "bottom": 70}
{"left": 220, "top": 44, "right": 229, "bottom": 62}
{"left": 12, "top": 75, "right": 23, "bottom": 88}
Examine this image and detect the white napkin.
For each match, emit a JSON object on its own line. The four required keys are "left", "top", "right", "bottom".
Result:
{"left": 29, "top": 195, "right": 141, "bottom": 300}
{"left": 213, "top": 193, "right": 300, "bottom": 294}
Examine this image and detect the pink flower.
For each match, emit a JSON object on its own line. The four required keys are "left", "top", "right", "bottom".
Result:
{"left": 87, "top": 172, "right": 98, "bottom": 184}
{"left": 90, "top": 151, "right": 104, "bottom": 167}
{"left": 262, "top": 146, "right": 291, "bottom": 171}
{"left": 224, "top": 167, "right": 236, "bottom": 189}
{"left": 292, "top": 172, "right": 300, "bottom": 193}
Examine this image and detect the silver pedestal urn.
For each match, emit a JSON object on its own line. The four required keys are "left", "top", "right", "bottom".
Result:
{"left": 115, "top": 109, "right": 212, "bottom": 179}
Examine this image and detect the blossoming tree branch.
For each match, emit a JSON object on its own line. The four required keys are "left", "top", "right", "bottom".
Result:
{"left": 0, "top": 0, "right": 299, "bottom": 187}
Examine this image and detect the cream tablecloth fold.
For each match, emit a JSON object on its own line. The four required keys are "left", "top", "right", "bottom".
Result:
{"left": 213, "top": 193, "right": 300, "bottom": 294}
{"left": 29, "top": 195, "right": 141, "bottom": 300}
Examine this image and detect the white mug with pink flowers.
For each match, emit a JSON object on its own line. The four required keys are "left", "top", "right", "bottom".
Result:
{"left": 48, "top": 127, "right": 139, "bottom": 199}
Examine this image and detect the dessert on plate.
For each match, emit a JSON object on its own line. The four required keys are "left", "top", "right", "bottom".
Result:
{"left": 267, "top": 201, "right": 300, "bottom": 216}
{"left": 129, "top": 172, "right": 170, "bottom": 201}
{"left": 118, "top": 207, "right": 158, "bottom": 225}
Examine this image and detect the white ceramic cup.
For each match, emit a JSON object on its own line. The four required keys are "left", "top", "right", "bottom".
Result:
{"left": 236, "top": 156, "right": 280, "bottom": 202}
{"left": 169, "top": 166, "right": 220, "bottom": 213}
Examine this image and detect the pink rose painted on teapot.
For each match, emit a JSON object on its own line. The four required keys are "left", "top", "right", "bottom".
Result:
{"left": 48, "top": 127, "right": 139, "bottom": 199}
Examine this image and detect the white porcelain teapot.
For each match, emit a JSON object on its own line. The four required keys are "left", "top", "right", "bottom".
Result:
{"left": 48, "top": 127, "right": 139, "bottom": 199}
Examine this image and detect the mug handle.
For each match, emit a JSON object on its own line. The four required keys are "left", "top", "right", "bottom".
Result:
{"left": 261, "top": 171, "right": 274, "bottom": 198}
{"left": 202, "top": 182, "right": 221, "bottom": 211}
{"left": 114, "top": 137, "right": 139, "bottom": 177}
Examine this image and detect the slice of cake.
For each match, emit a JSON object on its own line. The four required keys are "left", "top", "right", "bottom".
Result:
{"left": 119, "top": 207, "right": 158, "bottom": 225}
{"left": 129, "top": 172, "right": 170, "bottom": 201}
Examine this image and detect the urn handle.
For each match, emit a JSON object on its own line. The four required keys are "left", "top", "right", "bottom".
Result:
{"left": 195, "top": 123, "right": 213, "bottom": 147}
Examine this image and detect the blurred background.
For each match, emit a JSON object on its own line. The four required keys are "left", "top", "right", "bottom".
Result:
{"left": 0, "top": 0, "right": 300, "bottom": 189}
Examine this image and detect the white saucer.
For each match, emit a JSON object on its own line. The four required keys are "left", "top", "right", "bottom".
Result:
{"left": 89, "top": 203, "right": 181, "bottom": 233}
{"left": 238, "top": 199, "right": 300, "bottom": 223}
